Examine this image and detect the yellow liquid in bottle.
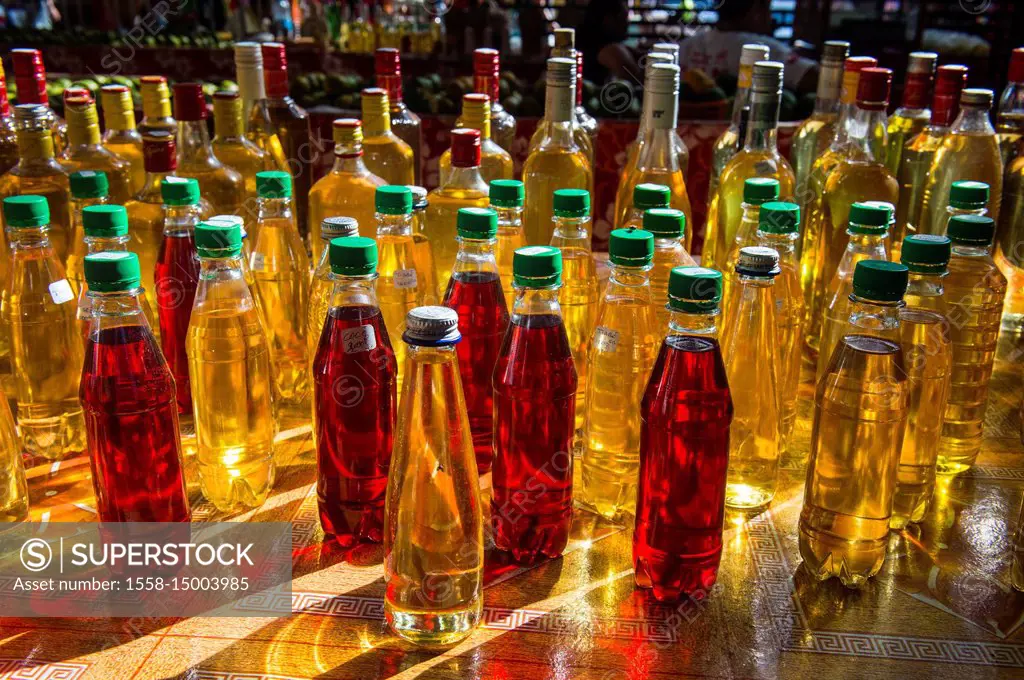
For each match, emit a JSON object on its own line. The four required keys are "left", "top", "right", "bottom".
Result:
{"left": 440, "top": 140, "right": 513, "bottom": 186}
{"left": 377, "top": 233, "right": 431, "bottom": 394}
{"left": 649, "top": 238, "right": 696, "bottom": 329}
{"left": 424, "top": 186, "right": 488, "bottom": 287}
{"left": 553, "top": 235, "right": 597, "bottom": 433}
{"left": 307, "top": 164, "right": 383, "bottom": 263}
{"left": 494, "top": 206, "right": 525, "bottom": 310}
{"left": 616, "top": 168, "right": 693, "bottom": 253}
{"left": 0, "top": 173, "right": 74, "bottom": 267}
{"left": 178, "top": 163, "right": 246, "bottom": 218}
{"left": 363, "top": 133, "right": 415, "bottom": 186}
{"left": 0, "top": 389, "right": 28, "bottom": 522}
{"left": 798, "top": 148, "right": 844, "bottom": 316}
{"left": 102, "top": 134, "right": 146, "bottom": 195}
{"left": 522, "top": 144, "right": 591, "bottom": 247}
{"left": 61, "top": 147, "right": 134, "bottom": 206}
{"left": 791, "top": 114, "right": 836, "bottom": 208}
{"left": 997, "top": 158, "right": 1024, "bottom": 331}
{"left": 708, "top": 127, "right": 740, "bottom": 206}
{"left": 125, "top": 196, "right": 165, "bottom": 332}
{"left": 920, "top": 131, "right": 1003, "bottom": 236}
{"left": 894, "top": 128, "right": 944, "bottom": 247}
{"left": 884, "top": 111, "right": 929, "bottom": 176}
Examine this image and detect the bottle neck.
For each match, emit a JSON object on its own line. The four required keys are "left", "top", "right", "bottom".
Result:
{"left": 163, "top": 203, "right": 203, "bottom": 236}
{"left": 72, "top": 195, "right": 107, "bottom": 213}
{"left": 453, "top": 237, "right": 499, "bottom": 274}
{"left": 906, "top": 271, "right": 945, "bottom": 299}
{"left": 7, "top": 225, "right": 52, "bottom": 250}
{"left": 495, "top": 205, "right": 523, "bottom": 231}
{"left": 551, "top": 215, "right": 592, "bottom": 248}
{"left": 85, "top": 288, "right": 149, "bottom": 325}
{"left": 608, "top": 263, "right": 651, "bottom": 289}
{"left": 813, "top": 60, "right": 844, "bottom": 115}
{"left": 214, "top": 104, "right": 245, "bottom": 140}
{"left": 847, "top": 294, "right": 903, "bottom": 332}
{"left": 445, "top": 164, "right": 485, "bottom": 189}
{"left": 16, "top": 127, "right": 55, "bottom": 161}
{"left": 264, "top": 68, "right": 291, "bottom": 100}
{"left": 199, "top": 255, "right": 246, "bottom": 279}
{"left": 377, "top": 73, "right": 404, "bottom": 106}
{"left": 406, "top": 343, "right": 457, "bottom": 363}
{"left": 735, "top": 202, "right": 763, "bottom": 243}
{"left": 475, "top": 73, "right": 500, "bottom": 105}
{"left": 900, "top": 70, "right": 932, "bottom": 111}
{"left": 744, "top": 90, "right": 781, "bottom": 152}
{"left": 328, "top": 272, "right": 379, "bottom": 308}
{"left": 846, "top": 106, "right": 889, "bottom": 159}
{"left": 512, "top": 285, "right": 562, "bottom": 317}
{"left": 331, "top": 142, "right": 370, "bottom": 173}
{"left": 755, "top": 230, "right": 798, "bottom": 259}
{"left": 236, "top": 62, "right": 267, "bottom": 115}
{"left": 730, "top": 63, "right": 754, "bottom": 125}
{"left": 142, "top": 85, "right": 173, "bottom": 123}
{"left": 177, "top": 120, "right": 216, "bottom": 164}
{"left": 257, "top": 196, "right": 293, "bottom": 222}
{"left": 545, "top": 83, "right": 575, "bottom": 123}
{"left": 951, "top": 243, "right": 993, "bottom": 258}
{"left": 363, "top": 109, "right": 391, "bottom": 136}
{"left": 84, "top": 234, "right": 129, "bottom": 253}
{"left": 637, "top": 128, "right": 680, "bottom": 169}
{"left": 668, "top": 308, "right": 719, "bottom": 337}
{"left": 141, "top": 170, "right": 175, "bottom": 198}
{"left": 736, "top": 274, "right": 775, "bottom": 290}
{"left": 460, "top": 110, "right": 491, "bottom": 140}
{"left": 998, "top": 82, "right": 1024, "bottom": 124}
{"left": 844, "top": 231, "right": 888, "bottom": 257}
{"left": 952, "top": 105, "right": 995, "bottom": 135}
{"left": 376, "top": 211, "right": 413, "bottom": 237}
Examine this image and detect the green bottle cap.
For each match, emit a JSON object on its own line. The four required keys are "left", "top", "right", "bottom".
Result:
{"left": 256, "top": 171, "right": 292, "bottom": 199}
{"left": 848, "top": 201, "right": 893, "bottom": 234}
{"left": 901, "top": 234, "right": 951, "bottom": 273}
{"left": 668, "top": 266, "right": 722, "bottom": 312}
{"left": 489, "top": 179, "right": 524, "bottom": 208}
{"left": 633, "top": 183, "right": 671, "bottom": 210}
{"left": 160, "top": 176, "right": 201, "bottom": 206}
{"left": 852, "top": 260, "right": 909, "bottom": 302}
{"left": 949, "top": 180, "right": 989, "bottom": 210}
{"left": 330, "top": 236, "right": 377, "bottom": 276}
{"left": 84, "top": 251, "right": 141, "bottom": 292}
{"left": 513, "top": 245, "right": 562, "bottom": 288}
{"left": 195, "top": 221, "right": 243, "bottom": 258}
{"left": 642, "top": 208, "right": 686, "bottom": 238}
{"left": 743, "top": 177, "right": 780, "bottom": 205}
{"left": 375, "top": 185, "right": 413, "bottom": 215}
{"left": 758, "top": 201, "right": 800, "bottom": 234}
{"left": 3, "top": 195, "right": 49, "bottom": 228}
{"left": 69, "top": 170, "right": 109, "bottom": 199}
{"left": 946, "top": 214, "right": 995, "bottom": 245}
{"left": 82, "top": 205, "right": 129, "bottom": 237}
{"left": 457, "top": 207, "right": 498, "bottom": 239}
{"left": 609, "top": 228, "right": 654, "bottom": 266}
{"left": 552, "top": 188, "right": 590, "bottom": 217}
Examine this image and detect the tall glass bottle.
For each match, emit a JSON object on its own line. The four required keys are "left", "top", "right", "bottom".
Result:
{"left": 187, "top": 221, "right": 276, "bottom": 512}
{"left": 60, "top": 95, "right": 133, "bottom": 206}
{"left": 644, "top": 208, "right": 695, "bottom": 328}
{"left": 360, "top": 88, "right": 415, "bottom": 186}
{"left": 574, "top": 52, "right": 599, "bottom": 159}
{"left": 473, "top": 48, "right": 516, "bottom": 154}
{"left": 884, "top": 52, "right": 937, "bottom": 176}
{"left": 997, "top": 47, "right": 1024, "bottom": 168}
{"left": 489, "top": 179, "right": 525, "bottom": 309}
{"left": 721, "top": 177, "right": 781, "bottom": 298}
{"left": 385, "top": 305, "right": 483, "bottom": 647}
{"left": 0, "top": 60, "right": 18, "bottom": 176}
{"left": 233, "top": 43, "right": 291, "bottom": 177}
{"left": 80, "top": 251, "right": 190, "bottom": 522}
{"left": 938, "top": 215, "right": 1006, "bottom": 474}
{"left": 9, "top": 49, "right": 66, "bottom": 154}
{"left": 3, "top": 195, "right": 86, "bottom": 460}
{"left": 0, "top": 382, "right": 27, "bottom": 522}
{"left": 580, "top": 228, "right": 659, "bottom": 520}
{"left": 375, "top": 48, "right": 422, "bottom": 185}
{"left": 799, "top": 260, "right": 909, "bottom": 588}
{"left": 546, "top": 28, "right": 594, "bottom": 167}
{"left": 307, "top": 216, "right": 360, "bottom": 370}
{"left": 444, "top": 94, "right": 513, "bottom": 185}
{"left": 138, "top": 76, "right": 176, "bottom": 137}
{"left": 998, "top": 159, "right": 1024, "bottom": 332}
{"left": 523, "top": 58, "right": 592, "bottom": 246}
{"left": 99, "top": 85, "right": 145, "bottom": 194}
{"left": 492, "top": 246, "right": 577, "bottom": 563}
{"left": 635, "top": 266, "right": 732, "bottom": 601}
{"left": 211, "top": 90, "right": 268, "bottom": 220}
{"left": 622, "top": 183, "right": 670, "bottom": 230}
{"left": 314, "top": 236, "right": 397, "bottom": 545}
{"left": 792, "top": 41, "right": 849, "bottom": 208}
{"left": 66, "top": 170, "right": 109, "bottom": 292}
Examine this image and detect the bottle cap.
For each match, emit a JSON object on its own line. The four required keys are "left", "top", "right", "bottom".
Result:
{"left": 142, "top": 131, "right": 177, "bottom": 172}
{"left": 403, "top": 305, "right": 461, "bottom": 346}
{"left": 161, "top": 176, "right": 201, "bottom": 206}
{"left": 234, "top": 41, "right": 264, "bottom": 67}
{"left": 261, "top": 42, "right": 288, "bottom": 70}
{"left": 736, "top": 246, "right": 780, "bottom": 277}
{"left": 901, "top": 234, "right": 951, "bottom": 274}
{"left": 195, "top": 221, "right": 243, "bottom": 258}
{"left": 375, "top": 185, "right": 413, "bottom": 215}
{"left": 848, "top": 201, "right": 893, "bottom": 234}
{"left": 758, "top": 201, "right": 800, "bottom": 234}
{"left": 651, "top": 42, "right": 680, "bottom": 63}
{"left": 82, "top": 205, "right": 128, "bottom": 237}
{"left": 553, "top": 27, "right": 575, "bottom": 52}
{"left": 332, "top": 118, "right": 363, "bottom": 148}
{"left": 457, "top": 207, "right": 498, "bottom": 239}
{"left": 856, "top": 67, "right": 892, "bottom": 109}
{"left": 960, "top": 88, "right": 993, "bottom": 108}
{"left": 931, "top": 64, "right": 969, "bottom": 126}
{"left": 821, "top": 40, "right": 850, "bottom": 65}
{"left": 256, "top": 171, "right": 292, "bottom": 199}
{"left": 852, "top": 260, "right": 909, "bottom": 302}
{"left": 633, "top": 183, "right": 671, "bottom": 210}
{"left": 321, "top": 216, "right": 359, "bottom": 240}
{"left": 946, "top": 214, "right": 995, "bottom": 245}
{"left": 546, "top": 57, "right": 577, "bottom": 89}
{"left": 84, "top": 251, "right": 141, "bottom": 292}
{"left": 1010, "top": 47, "right": 1024, "bottom": 84}
{"left": 740, "top": 44, "right": 770, "bottom": 67}
{"left": 2, "top": 195, "right": 49, "bottom": 228}
{"left": 361, "top": 87, "right": 390, "bottom": 122}
{"left": 450, "top": 128, "right": 481, "bottom": 168}
{"left": 642, "top": 208, "right": 686, "bottom": 238}
{"left": 949, "top": 180, "right": 989, "bottom": 209}
{"left": 647, "top": 63, "right": 681, "bottom": 96}
{"left": 609, "top": 228, "right": 654, "bottom": 267}
{"left": 408, "top": 185, "right": 428, "bottom": 210}
{"left": 207, "top": 214, "right": 244, "bottom": 228}
{"left": 11, "top": 48, "right": 47, "bottom": 104}
{"left": 907, "top": 51, "right": 938, "bottom": 74}
{"left": 552, "top": 188, "right": 590, "bottom": 217}
{"left": 751, "top": 61, "right": 784, "bottom": 95}
{"left": 513, "top": 245, "right": 562, "bottom": 288}
{"left": 844, "top": 56, "right": 877, "bottom": 74}
{"left": 668, "top": 266, "right": 722, "bottom": 312}
{"left": 100, "top": 85, "right": 136, "bottom": 130}
{"left": 644, "top": 52, "right": 675, "bottom": 72}
{"left": 69, "top": 170, "right": 109, "bottom": 199}
{"left": 330, "top": 235, "right": 377, "bottom": 276}
{"left": 172, "top": 82, "right": 207, "bottom": 121}
{"left": 489, "top": 179, "right": 524, "bottom": 208}
{"left": 743, "top": 177, "right": 780, "bottom": 204}
{"left": 474, "top": 48, "right": 500, "bottom": 76}
{"left": 375, "top": 47, "right": 401, "bottom": 76}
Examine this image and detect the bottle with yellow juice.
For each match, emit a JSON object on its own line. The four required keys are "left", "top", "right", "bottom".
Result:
{"left": 489, "top": 179, "right": 525, "bottom": 310}
{"left": 99, "top": 85, "right": 145, "bottom": 194}
{"left": 360, "top": 88, "right": 415, "bottom": 186}
{"left": 442, "top": 94, "right": 513, "bottom": 185}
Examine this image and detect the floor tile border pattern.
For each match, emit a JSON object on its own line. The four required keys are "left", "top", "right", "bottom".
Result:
{"left": 0, "top": 658, "right": 90, "bottom": 679}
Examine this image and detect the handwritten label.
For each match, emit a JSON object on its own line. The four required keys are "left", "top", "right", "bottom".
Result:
{"left": 48, "top": 279, "right": 75, "bottom": 305}
{"left": 393, "top": 269, "right": 418, "bottom": 289}
{"left": 341, "top": 325, "right": 377, "bottom": 354}
{"left": 250, "top": 253, "right": 265, "bottom": 272}
{"left": 594, "top": 326, "right": 620, "bottom": 353}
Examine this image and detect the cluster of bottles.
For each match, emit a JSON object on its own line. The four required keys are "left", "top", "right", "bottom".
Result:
{"left": 330, "top": 0, "right": 445, "bottom": 55}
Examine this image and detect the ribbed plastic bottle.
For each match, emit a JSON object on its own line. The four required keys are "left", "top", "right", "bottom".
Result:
{"left": 622, "top": 183, "right": 670, "bottom": 231}
{"left": 644, "top": 208, "right": 695, "bottom": 329}
{"left": 307, "top": 216, "right": 360, "bottom": 368}
{"left": 721, "top": 177, "right": 781, "bottom": 300}
{"left": 489, "top": 179, "right": 525, "bottom": 310}
{"left": 66, "top": 169, "right": 110, "bottom": 292}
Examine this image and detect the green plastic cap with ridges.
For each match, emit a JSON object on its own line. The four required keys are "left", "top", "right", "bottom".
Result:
{"left": 160, "top": 176, "right": 201, "bottom": 206}
{"left": 949, "top": 180, "right": 989, "bottom": 210}
{"left": 195, "top": 221, "right": 243, "bottom": 258}
{"left": 946, "top": 214, "right": 995, "bottom": 245}
{"left": 82, "top": 205, "right": 129, "bottom": 237}
{"left": 847, "top": 200, "right": 893, "bottom": 234}
{"left": 256, "top": 171, "right": 292, "bottom": 199}
{"left": 330, "top": 236, "right": 377, "bottom": 276}
{"left": 457, "top": 207, "right": 498, "bottom": 239}
{"left": 609, "top": 228, "right": 654, "bottom": 266}
{"left": 642, "top": 208, "right": 686, "bottom": 238}
{"left": 758, "top": 201, "right": 800, "bottom": 234}
{"left": 69, "top": 170, "right": 109, "bottom": 199}
{"left": 901, "top": 234, "right": 951, "bottom": 274}
{"left": 84, "top": 251, "right": 141, "bottom": 292}
{"left": 375, "top": 185, "right": 413, "bottom": 215}
{"left": 852, "top": 260, "right": 909, "bottom": 302}
{"left": 668, "top": 266, "right": 722, "bottom": 312}
{"left": 633, "top": 183, "right": 671, "bottom": 210}
{"left": 3, "top": 195, "right": 49, "bottom": 228}
{"left": 513, "top": 245, "right": 562, "bottom": 288}
{"left": 552, "top": 188, "right": 590, "bottom": 217}
{"left": 489, "top": 179, "right": 524, "bottom": 208}
{"left": 743, "top": 177, "right": 780, "bottom": 205}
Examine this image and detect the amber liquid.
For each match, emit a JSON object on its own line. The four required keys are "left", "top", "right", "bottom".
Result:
{"left": 791, "top": 114, "right": 836, "bottom": 209}
{"left": 424, "top": 184, "right": 488, "bottom": 286}
{"left": 307, "top": 157, "right": 384, "bottom": 263}
{"left": 125, "top": 196, "right": 165, "bottom": 335}
{"left": 997, "top": 159, "right": 1024, "bottom": 331}
{"left": 554, "top": 241, "right": 597, "bottom": 433}
{"left": 895, "top": 127, "right": 945, "bottom": 247}
{"left": 920, "top": 132, "right": 1003, "bottom": 236}
{"left": 0, "top": 390, "right": 28, "bottom": 522}
{"left": 363, "top": 133, "right": 415, "bottom": 186}
{"left": 522, "top": 132, "right": 592, "bottom": 246}
{"left": 264, "top": 98, "right": 314, "bottom": 239}
{"left": 377, "top": 232, "right": 432, "bottom": 394}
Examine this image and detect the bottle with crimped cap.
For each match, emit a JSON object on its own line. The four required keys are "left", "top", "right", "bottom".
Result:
{"left": 998, "top": 151, "right": 1024, "bottom": 332}
{"left": 307, "top": 216, "right": 360, "bottom": 368}
{"left": 66, "top": 170, "right": 110, "bottom": 292}
{"left": 544, "top": 28, "right": 595, "bottom": 167}
{"left": 9, "top": 49, "right": 67, "bottom": 153}
{"left": 580, "top": 228, "right": 659, "bottom": 520}
{"left": 375, "top": 48, "right": 423, "bottom": 184}
{"left": 997, "top": 48, "right": 1024, "bottom": 168}
{"left": 885, "top": 52, "right": 938, "bottom": 176}
{"left": 644, "top": 208, "right": 696, "bottom": 328}
{"left": 489, "top": 179, "right": 526, "bottom": 309}
{"left": 721, "top": 177, "right": 781, "bottom": 298}
{"left": 61, "top": 95, "right": 134, "bottom": 205}
{"left": 99, "top": 85, "right": 145, "bottom": 193}
{"left": 210, "top": 90, "right": 271, "bottom": 220}
{"left": 473, "top": 48, "right": 517, "bottom": 153}
{"left": 360, "top": 88, "right": 415, "bottom": 186}
{"left": 138, "top": 76, "right": 176, "bottom": 138}
{"left": 0, "top": 59, "right": 18, "bottom": 175}
{"left": 444, "top": 93, "right": 513, "bottom": 185}
{"left": 801, "top": 259, "right": 910, "bottom": 588}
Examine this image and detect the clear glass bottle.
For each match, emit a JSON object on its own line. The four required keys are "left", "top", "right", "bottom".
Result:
{"left": 376, "top": 48, "right": 423, "bottom": 185}
{"left": 99, "top": 85, "right": 145, "bottom": 194}
{"left": 546, "top": 28, "right": 595, "bottom": 168}
{"left": 307, "top": 216, "right": 360, "bottom": 370}
{"left": 211, "top": 89, "right": 268, "bottom": 227}
{"left": 66, "top": 170, "right": 109, "bottom": 293}
{"left": 444, "top": 93, "right": 513, "bottom": 185}
{"left": 0, "top": 380, "right": 27, "bottom": 522}
{"left": 998, "top": 153, "right": 1024, "bottom": 332}
{"left": 233, "top": 43, "right": 291, "bottom": 179}
{"left": 574, "top": 52, "right": 599, "bottom": 160}
{"left": 997, "top": 47, "right": 1024, "bottom": 168}
{"left": 0, "top": 60, "right": 18, "bottom": 176}
{"left": 473, "top": 49, "right": 517, "bottom": 154}
{"left": 361, "top": 87, "right": 415, "bottom": 186}
{"left": 489, "top": 179, "right": 525, "bottom": 309}
{"left": 884, "top": 52, "right": 937, "bottom": 176}
{"left": 138, "top": 76, "right": 177, "bottom": 138}
{"left": 644, "top": 208, "right": 695, "bottom": 329}
{"left": 10, "top": 49, "right": 66, "bottom": 154}
{"left": 721, "top": 177, "right": 780, "bottom": 299}
{"left": 60, "top": 95, "right": 134, "bottom": 206}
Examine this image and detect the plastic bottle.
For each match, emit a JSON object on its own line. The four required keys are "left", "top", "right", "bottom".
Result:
{"left": 307, "top": 216, "right": 360, "bottom": 368}
{"left": 643, "top": 208, "right": 695, "bottom": 328}
{"left": 721, "top": 177, "right": 781, "bottom": 299}
{"left": 66, "top": 169, "right": 110, "bottom": 292}
{"left": 0, "top": 383, "right": 27, "bottom": 522}
{"left": 622, "top": 183, "right": 670, "bottom": 230}
{"left": 489, "top": 179, "right": 525, "bottom": 309}
{"left": 407, "top": 186, "right": 440, "bottom": 304}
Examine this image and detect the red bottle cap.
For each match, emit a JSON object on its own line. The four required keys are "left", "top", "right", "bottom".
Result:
{"left": 473, "top": 48, "right": 501, "bottom": 103}
{"left": 932, "top": 64, "right": 968, "bottom": 126}
{"left": 141, "top": 75, "right": 167, "bottom": 87}
{"left": 856, "top": 67, "right": 892, "bottom": 110}
{"left": 11, "top": 48, "right": 48, "bottom": 105}
{"left": 0, "top": 76, "right": 8, "bottom": 117}
{"left": 375, "top": 48, "right": 403, "bottom": 103}
{"left": 173, "top": 83, "right": 208, "bottom": 121}
{"left": 450, "top": 128, "right": 481, "bottom": 168}
{"left": 576, "top": 52, "right": 584, "bottom": 106}
{"left": 261, "top": 42, "right": 290, "bottom": 98}
{"left": 1010, "top": 47, "right": 1024, "bottom": 84}
{"left": 63, "top": 86, "right": 93, "bottom": 104}
{"left": 844, "top": 56, "right": 877, "bottom": 74}
{"left": 142, "top": 132, "right": 177, "bottom": 173}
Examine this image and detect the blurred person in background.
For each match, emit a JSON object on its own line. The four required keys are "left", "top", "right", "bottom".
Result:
{"left": 578, "top": 0, "right": 642, "bottom": 84}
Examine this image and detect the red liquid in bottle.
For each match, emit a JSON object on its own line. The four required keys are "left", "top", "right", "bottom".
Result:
{"left": 313, "top": 305, "right": 398, "bottom": 546}
{"left": 80, "top": 325, "right": 190, "bottom": 522}
{"left": 492, "top": 313, "right": 577, "bottom": 564}
{"left": 154, "top": 231, "right": 200, "bottom": 415}
{"left": 443, "top": 270, "right": 509, "bottom": 473}
{"left": 634, "top": 335, "right": 732, "bottom": 601}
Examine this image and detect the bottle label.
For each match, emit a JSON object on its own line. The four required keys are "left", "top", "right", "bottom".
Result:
{"left": 393, "top": 269, "right": 418, "bottom": 289}
{"left": 49, "top": 279, "right": 74, "bottom": 305}
{"left": 545, "top": 86, "right": 574, "bottom": 123}
{"left": 647, "top": 90, "right": 679, "bottom": 130}
{"left": 817, "top": 65, "right": 843, "bottom": 101}
{"left": 342, "top": 325, "right": 377, "bottom": 354}
{"left": 594, "top": 326, "right": 620, "bottom": 353}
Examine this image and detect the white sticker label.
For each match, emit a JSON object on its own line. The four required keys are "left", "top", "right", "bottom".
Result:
{"left": 594, "top": 326, "right": 620, "bottom": 353}
{"left": 393, "top": 269, "right": 418, "bottom": 289}
{"left": 341, "top": 325, "right": 377, "bottom": 354}
{"left": 48, "top": 279, "right": 75, "bottom": 305}
{"left": 250, "top": 252, "right": 265, "bottom": 272}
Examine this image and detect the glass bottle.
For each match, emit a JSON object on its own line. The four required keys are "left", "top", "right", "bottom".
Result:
{"left": 3, "top": 195, "right": 86, "bottom": 460}
{"left": 580, "top": 228, "right": 658, "bottom": 520}
{"left": 66, "top": 170, "right": 109, "bottom": 292}
{"left": 99, "top": 85, "right": 145, "bottom": 194}
{"left": 0, "top": 60, "right": 18, "bottom": 176}
{"left": 60, "top": 95, "right": 133, "bottom": 209}
{"left": 444, "top": 94, "right": 513, "bottom": 185}
{"left": 998, "top": 156, "right": 1024, "bottom": 332}
{"left": 997, "top": 47, "right": 1024, "bottom": 168}
{"left": 375, "top": 48, "right": 423, "bottom": 185}
{"left": 187, "top": 220, "right": 276, "bottom": 512}
{"left": 800, "top": 260, "right": 909, "bottom": 588}
{"left": 408, "top": 185, "right": 439, "bottom": 304}
{"left": 545, "top": 28, "right": 594, "bottom": 168}
{"left": 622, "top": 183, "right": 670, "bottom": 231}
{"left": 233, "top": 43, "right": 291, "bottom": 178}
{"left": 574, "top": 52, "right": 599, "bottom": 161}
{"left": 473, "top": 48, "right": 516, "bottom": 154}
{"left": 313, "top": 236, "right": 397, "bottom": 546}
{"left": 884, "top": 52, "right": 937, "bottom": 176}
{"left": 523, "top": 58, "right": 592, "bottom": 246}
{"left": 361, "top": 88, "right": 415, "bottom": 186}
{"left": 138, "top": 76, "right": 177, "bottom": 138}
{"left": 385, "top": 306, "right": 483, "bottom": 646}
{"left": 635, "top": 266, "right": 732, "bottom": 601}
{"left": 721, "top": 177, "right": 780, "bottom": 299}
{"left": 211, "top": 89, "right": 268, "bottom": 226}
{"left": 0, "top": 382, "right": 27, "bottom": 522}
{"left": 492, "top": 246, "right": 577, "bottom": 563}
{"left": 307, "top": 216, "right": 360, "bottom": 371}
{"left": 80, "top": 251, "right": 190, "bottom": 522}
{"left": 937, "top": 215, "right": 1007, "bottom": 474}
{"left": 10, "top": 49, "right": 66, "bottom": 154}
{"left": 644, "top": 208, "right": 695, "bottom": 328}
{"left": 489, "top": 179, "right": 525, "bottom": 309}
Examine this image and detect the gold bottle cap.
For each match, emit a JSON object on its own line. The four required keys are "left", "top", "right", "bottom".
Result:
{"left": 360, "top": 88, "right": 390, "bottom": 134}
{"left": 140, "top": 76, "right": 172, "bottom": 119}
{"left": 66, "top": 97, "right": 102, "bottom": 147}
{"left": 212, "top": 90, "right": 244, "bottom": 137}
{"left": 461, "top": 93, "right": 491, "bottom": 138}
{"left": 100, "top": 85, "right": 136, "bottom": 131}
{"left": 960, "top": 87, "right": 993, "bottom": 108}
{"left": 333, "top": 118, "right": 364, "bottom": 147}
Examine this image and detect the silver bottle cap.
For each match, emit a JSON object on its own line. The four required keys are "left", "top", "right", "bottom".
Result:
{"left": 821, "top": 41, "right": 850, "bottom": 65}
{"left": 647, "top": 63, "right": 680, "bottom": 96}
{"left": 652, "top": 42, "right": 680, "bottom": 63}
{"left": 403, "top": 306, "right": 461, "bottom": 345}
{"left": 234, "top": 41, "right": 264, "bottom": 68}
{"left": 960, "top": 88, "right": 993, "bottom": 108}
{"left": 546, "top": 57, "right": 577, "bottom": 86}
{"left": 407, "top": 185, "right": 428, "bottom": 209}
{"left": 751, "top": 61, "right": 784, "bottom": 95}
{"left": 553, "top": 28, "right": 575, "bottom": 52}
{"left": 645, "top": 52, "right": 675, "bottom": 75}
{"left": 907, "top": 51, "right": 938, "bottom": 74}
{"left": 321, "top": 216, "right": 359, "bottom": 239}
{"left": 14, "top": 103, "right": 50, "bottom": 127}
{"left": 741, "top": 44, "right": 771, "bottom": 67}
{"left": 737, "top": 246, "right": 781, "bottom": 276}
